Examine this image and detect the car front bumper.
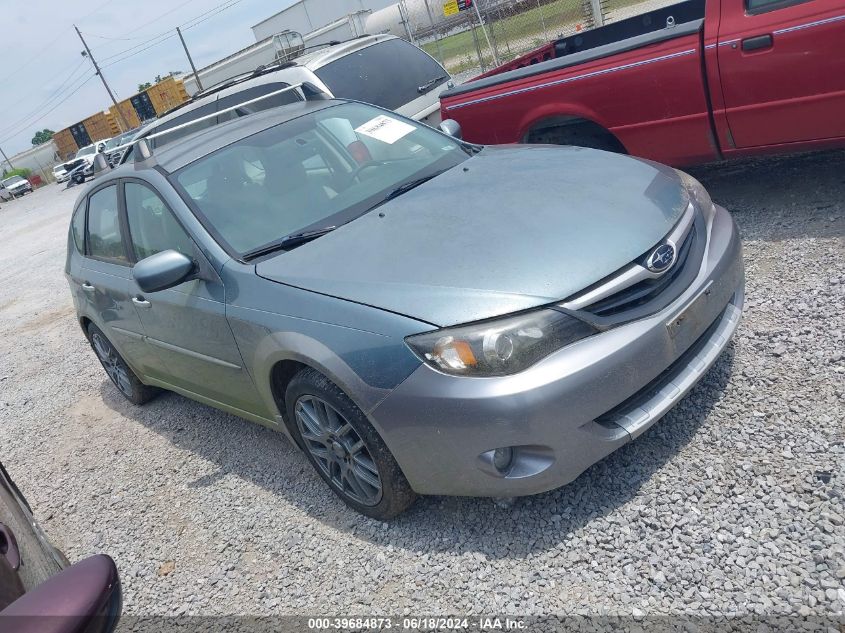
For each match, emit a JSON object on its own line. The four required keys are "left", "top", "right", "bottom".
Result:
{"left": 370, "top": 204, "right": 744, "bottom": 497}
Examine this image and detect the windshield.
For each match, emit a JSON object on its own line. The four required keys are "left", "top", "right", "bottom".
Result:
{"left": 172, "top": 102, "right": 468, "bottom": 256}
{"left": 2, "top": 176, "right": 25, "bottom": 186}
{"left": 106, "top": 132, "right": 137, "bottom": 150}
{"left": 314, "top": 39, "right": 449, "bottom": 111}
{"left": 76, "top": 145, "right": 96, "bottom": 157}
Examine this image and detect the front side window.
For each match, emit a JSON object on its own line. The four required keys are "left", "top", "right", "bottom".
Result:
{"left": 71, "top": 203, "right": 85, "bottom": 253}
{"left": 173, "top": 102, "right": 468, "bottom": 256}
{"left": 746, "top": 0, "right": 810, "bottom": 12}
{"left": 86, "top": 185, "right": 127, "bottom": 263}
{"left": 125, "top": 182, "right": 195, "bottom": 261}
{"left": 314, "top": 39, "right": 449, "bottom": 111}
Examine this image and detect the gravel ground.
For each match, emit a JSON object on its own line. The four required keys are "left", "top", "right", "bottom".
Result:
{"left": 0, "top": 150, "right": 842, "bottom": 622}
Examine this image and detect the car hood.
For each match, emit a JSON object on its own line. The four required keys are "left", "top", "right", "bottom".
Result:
{"left": 256, "top": 145, "right": 689, "bottom": 327}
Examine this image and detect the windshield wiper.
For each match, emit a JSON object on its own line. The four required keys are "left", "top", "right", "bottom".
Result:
{"left": 418, "top": 75, "right": 447, "bottom": 93}
{"left": 364, "top": 170, "right": 449, "bottom": 214}
{"left": 242, "top": 226, "right": 337, "bottom": 260}
{"left": 387, "top": 172, "right": 446, "bottom": 202}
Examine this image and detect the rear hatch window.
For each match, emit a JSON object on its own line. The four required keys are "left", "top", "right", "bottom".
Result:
{"left": 314, "top": 39, "right": 448, "bottom": 111}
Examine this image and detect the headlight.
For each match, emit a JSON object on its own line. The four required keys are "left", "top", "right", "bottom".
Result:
{"left": 405, "top": 309, "right": 597, "bottom": 377}
{"left": 675, "top": 169, "right": 715, "bottom": 220}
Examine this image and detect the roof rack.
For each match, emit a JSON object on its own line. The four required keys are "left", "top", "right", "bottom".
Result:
{"left": 133, "top": 82, "right": 325, "bottom": 163}
{"left": 189, "top": 34, "right": 371, "bottom": 101}
{"left": 192, "top": 59, "right": 300, "bottom": 100}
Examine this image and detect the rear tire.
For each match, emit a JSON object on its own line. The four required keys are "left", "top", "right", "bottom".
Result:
{"left": 285, "top": 368, "right": 416, "bottom": 520}
{"left": 526, "top": 122, "right": 626, "bottom": 153}
{"left": 86, "top": 323, "right": 159, "bottom": 405}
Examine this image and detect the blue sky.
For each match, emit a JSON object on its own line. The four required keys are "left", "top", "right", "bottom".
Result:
{"left": 0, "top": 0, "right": 298, "bottom": 155}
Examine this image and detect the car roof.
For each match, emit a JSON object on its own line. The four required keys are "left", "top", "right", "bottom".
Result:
{"left": 139, "top": 98, "right": 344, "bottom": 173}
{"left": 159, "top": 34, "right": 397, "bottom": 117}
{"left": 293, "top": 34, "right": 396, "bottom": 69}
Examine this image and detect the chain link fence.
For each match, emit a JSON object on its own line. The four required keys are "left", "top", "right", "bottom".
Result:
{"left": 402, "top": 0, "right": 680, "bottom": 80}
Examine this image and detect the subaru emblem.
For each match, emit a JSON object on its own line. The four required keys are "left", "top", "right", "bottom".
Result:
{"left": 646, "top": 243, "right": 676, "bottom": 273}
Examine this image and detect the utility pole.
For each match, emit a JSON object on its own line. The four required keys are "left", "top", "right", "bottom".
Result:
{"left": 74, "top": 24, "right": 131, "bottom": 132}
{"left": 176, "top": 27, "right": 204, "bottom": 92}
{"left": 0, "top": 144, "right": 13, "bottom": 170}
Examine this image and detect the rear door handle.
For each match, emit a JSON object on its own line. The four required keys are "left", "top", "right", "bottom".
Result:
{"left": 81, "top": 282, "right": 95, "bottom": 293}
{"left": 132, "top": 296, "right": 151, "bottom": 308}
{"left": 742, "top": 34, "right": 773, "bottom": 51}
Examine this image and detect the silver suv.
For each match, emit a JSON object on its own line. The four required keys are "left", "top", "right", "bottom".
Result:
{"left": 119, "top": 35, "right": 451, "bottom": 165}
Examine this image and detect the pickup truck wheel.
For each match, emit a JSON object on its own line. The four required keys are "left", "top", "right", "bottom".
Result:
{"left": 527, "top": 122, "right": 626, "bottom": 154}
{"left": 86, "top": 323, "right": 159, "bottom": 405}
{"left": 285, "top": 368, "right": 416, "bottom": 520}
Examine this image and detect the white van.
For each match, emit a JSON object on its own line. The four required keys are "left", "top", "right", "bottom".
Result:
{"left": 119, "top": 35, "right": 451, "bottom": 164}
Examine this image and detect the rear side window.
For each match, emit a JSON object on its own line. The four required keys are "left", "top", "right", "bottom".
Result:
{"left": 150, "top": 102, "right": 219, "bottom": 150}
{"left": 314, "top": 39, "right": 448, "bottom": 111}
{"left": 86, "top": 185, "right": 127, "bottom": 264}
{"left": 216, "top": 83, "right": 299, "bottom": 121}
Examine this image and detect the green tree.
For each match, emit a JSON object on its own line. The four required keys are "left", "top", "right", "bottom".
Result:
{"left": 137, "top": 81, "right": 152, "bottom": 92}
{"left": 31, "top": 129, "right": 54, "bottom": 146}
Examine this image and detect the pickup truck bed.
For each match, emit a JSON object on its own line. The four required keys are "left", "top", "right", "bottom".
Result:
{"left": 440, "top": 0, "right": 845, "bottom": 167}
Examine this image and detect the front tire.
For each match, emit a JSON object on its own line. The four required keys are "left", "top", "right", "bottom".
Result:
{"left": 285, "top": 368, "right": 416, "bottom": 520}
{"left": 87, "top": 323, "right": 159, "bottom": 405}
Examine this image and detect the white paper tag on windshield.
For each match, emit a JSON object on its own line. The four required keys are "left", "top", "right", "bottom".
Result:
{"left": 355, "top": 115, "right": 415, "bottom": 144}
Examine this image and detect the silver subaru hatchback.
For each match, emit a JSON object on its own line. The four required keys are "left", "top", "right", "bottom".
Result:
{"left": 66, "top": 99, "right": 744, "bottom": 519}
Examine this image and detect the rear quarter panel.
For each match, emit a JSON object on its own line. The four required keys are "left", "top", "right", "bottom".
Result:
{"left": 442, "top": 32, "right": 717, "bottom": 166}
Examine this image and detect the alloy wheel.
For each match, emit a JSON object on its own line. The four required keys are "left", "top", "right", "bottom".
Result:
{"left": 294, "top": 395, "right": 382, "bottom": 506}
{"left": 91, "top": 332, "right": 133, "bottom": 397}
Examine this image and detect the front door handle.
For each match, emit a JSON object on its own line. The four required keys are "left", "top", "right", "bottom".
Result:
{"left": 132, "top": 296, "right": 151, "bottom": 308}
{"left": 81, "top": 282, "right": 95, "bottom": 293}
{"left": 742, "top": 34, "right": 773, "bottom": 51}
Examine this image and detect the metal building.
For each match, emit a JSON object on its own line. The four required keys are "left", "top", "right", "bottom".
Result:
{"left": 251, "top": 0, "right": 396, "bottom": 42}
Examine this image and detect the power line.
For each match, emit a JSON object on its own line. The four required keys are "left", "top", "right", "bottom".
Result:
{"left": 0, "top": 57, "right": 87, "bottom": 122}
{"left": 98, "top": 0, "right": 243, "bottom": 69}
{"left": 183, "top": 0, "right": 244, "bottom": 30}
{"left": 0, "top": 75, "right": 96, "bottom": 145}
{"left": 89, "top": 0, "right": 198, "bottom": 44}
{"left": 0, "top": 64, "right": 91, "bottom": 140}
{"left": 76, "top": 25, "right": 132, "bottom": 132}
{"left": 101, "top": 33, "right": 180, "bottom": 68}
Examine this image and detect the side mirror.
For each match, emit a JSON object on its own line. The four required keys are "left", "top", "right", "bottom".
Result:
{"left": 92, "top": 153, "right": 110, "bottom": 175}
{"left": 133, "top": 250, "right": 194, "bottom": 293}
{"left": 438, "top": 119, "right": 462, "bottom": 140}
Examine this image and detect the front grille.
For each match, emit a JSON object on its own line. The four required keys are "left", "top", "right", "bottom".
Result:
{"left": 563, "top": 205, "right": 707, "bottom": 326}
{"left": 588, "top": 224, "right": 697, "bottom": 318}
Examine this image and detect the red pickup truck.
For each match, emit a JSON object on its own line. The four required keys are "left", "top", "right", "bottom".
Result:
{"left": 439, "top": 0, "right": 844, "bottom": 166}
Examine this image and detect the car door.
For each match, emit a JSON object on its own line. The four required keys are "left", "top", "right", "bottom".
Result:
{"left": 122, "top": 179, "right": 265, "bottom": 415}
{"left": 716, "top": 0, "right": 845, "bottom": 148}
{"left": 78, "top": 183, "right": 151, "bottom": 372}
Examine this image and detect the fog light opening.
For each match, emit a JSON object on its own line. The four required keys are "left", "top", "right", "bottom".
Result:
{"left": 492, "top": 447, "right": 515, "bottom": 474}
